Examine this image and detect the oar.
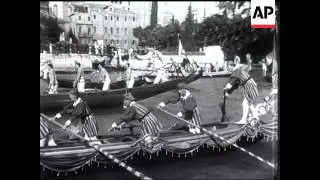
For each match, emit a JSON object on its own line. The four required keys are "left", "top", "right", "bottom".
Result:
{"left": 220, "top": 90, "right": 227, "bottom": 122}
{"left": 157, "top": 108, "right": 276, "bottom": 169}
{"left": 40, "top": 113, "right": 153, "bottom": 180}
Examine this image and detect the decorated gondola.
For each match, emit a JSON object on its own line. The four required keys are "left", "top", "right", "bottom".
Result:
{"left": 40, "top": 71, "right": 202, "bottom": 112}
{"left": 40, "top": 109, "right": 277, "bottom": 177}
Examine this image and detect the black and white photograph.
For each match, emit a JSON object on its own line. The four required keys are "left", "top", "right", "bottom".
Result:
{"left": 40, "top": 1, "right": 279, "bottom": 179}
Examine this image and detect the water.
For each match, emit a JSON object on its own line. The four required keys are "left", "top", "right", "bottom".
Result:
{"left": 41, "top": 69, "right": 278, "bottom": 179}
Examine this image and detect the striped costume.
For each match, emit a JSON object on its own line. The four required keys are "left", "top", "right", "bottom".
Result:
{"left": 118, "top": 102, "right": 162, "bottom": 137}
{"left": 230, "top": 69, "right": 259, "bottom": 102}
{"left": 40, "top": 117, "right": 49, "bottom": 139}
{"left": 59, "top": 98, "right": 99, "bottom": 137}
{"left": 164, "top": 89, "right": 202, "bottom": 127}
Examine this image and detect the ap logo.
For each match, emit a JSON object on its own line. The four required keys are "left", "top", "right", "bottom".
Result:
{"left": 251, "top": 0, "right": 276, "bottom": 28}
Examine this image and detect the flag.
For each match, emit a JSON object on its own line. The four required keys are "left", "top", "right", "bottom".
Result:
{"left": 178, "top": 36, "right": 185, "bottom": 63}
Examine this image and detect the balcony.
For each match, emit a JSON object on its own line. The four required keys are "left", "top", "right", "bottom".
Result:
{"left": 78, "top": 33, "right": 93, "bottom": 38}
{"left": 76, "top": 21, "right": 93, "bottom": 25}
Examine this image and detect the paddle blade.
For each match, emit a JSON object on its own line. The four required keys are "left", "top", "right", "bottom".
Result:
{"left": 220, "top": 102, "right": 226, "bottom": 122}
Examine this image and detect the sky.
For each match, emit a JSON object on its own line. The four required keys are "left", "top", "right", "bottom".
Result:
{"left": 158, "top": 1, "right": 221, "bottom": 24}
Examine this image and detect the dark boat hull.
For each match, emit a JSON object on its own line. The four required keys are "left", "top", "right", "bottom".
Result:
{"left": 40, "top": 72, "right": 202, "bottom": 112}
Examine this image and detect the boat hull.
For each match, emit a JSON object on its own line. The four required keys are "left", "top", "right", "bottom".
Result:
{"left": 40, "top": 72, "right": 202, "bottom": 112}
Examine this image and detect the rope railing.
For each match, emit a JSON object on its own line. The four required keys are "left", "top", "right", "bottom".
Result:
{"left": 157, "top": 107, "right": 276, "bottom": 169}
{"left": 40, "top": 113, "right": 153, "bottom": 180}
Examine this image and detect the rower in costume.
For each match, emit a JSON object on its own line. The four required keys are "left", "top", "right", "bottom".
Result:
{"left": 40, "top": 116, "right": 56, "bottom": 147}
{"left": 98, "top": 63, "right": 111, "bottom": 91}
{"left": 110, "top": 93, "right": 163, "bottom": 138}
{"left": 159, "top": 82, "right": 202, "bottom": 134}
{"left": 47, "top": 62, "right": 58, "bottom": 94}
{"left": 74, "top": 60, "right": 85, "bottom": 92}
{"left": 54, "top": 88, "right": 100, "bottom": 144}
{"left": 224, "top": 69, "right": 259, "bottom": 124}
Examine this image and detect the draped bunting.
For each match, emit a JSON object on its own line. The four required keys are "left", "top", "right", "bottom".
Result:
{"left": 40, "top": 116, "right": 278, "bottom": 175}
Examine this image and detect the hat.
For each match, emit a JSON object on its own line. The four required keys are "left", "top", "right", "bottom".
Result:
{"left": 75, "top": 59, "right": 81, "bottom": 66}
{"left": 69, "top": 88, "right": 79, "bottom": 97}
{"left": 123, "top": 92, "right": 135, "bottom": 101}
{"left": 177, "top": 82, "right": 187, "bottom": 90}
{"left": 179, "top": 89, "right": 188, "bottom": 97}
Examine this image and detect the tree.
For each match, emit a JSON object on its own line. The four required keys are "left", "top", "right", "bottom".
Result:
{"left": 150, "top": 1, "right": 158, "bottom": 28}
{"left": 180, "top": 3, "right": 198, "bottom": 51}
{"left": 40, "top": 15, "right": 64, "bottom": 44}
{"left": 67, "top": 29, "right": 78, "bottom": 44}
{"left": 218, "top": 1, "right": 249, "bottom": 19}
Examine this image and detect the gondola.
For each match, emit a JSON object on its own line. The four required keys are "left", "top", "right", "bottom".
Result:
{"left": 40, "top": 71, "right": 202, "bottom": 112}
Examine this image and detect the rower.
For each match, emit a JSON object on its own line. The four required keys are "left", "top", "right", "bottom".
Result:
{"left": 124, "top": 63, "right": 135, "bottom": 88}
{"left": 47, "top": 62, "right": 58, "bottom": 94}
{"left": 234, "top": 55, "right": 241, "bottom": 66}
{"left": 158, "top": 82, "right": 202, "bottom": 134}
{"left": 244, "top": 53, "right": 253, "bottom": 72}
{"left": 40, "top": 59, "right": 49, "bottom": 82}
{"left": 223, "top": 69, "right": 259, "bottom": 124}
{"left": 98, "top": 62, "right": 111, "bottom": 91}
{"left": 109, "top": 93, "right": 163, "bottom": 139}
{"left": 153, "top": 67, "right": 169, "bottom": 84}
{"left": 40, "top": 116, "right": 56, "bottom": 147}
{"left": 169, "top": 57, "right": 183, "bottom": 77}
{"left": 74, "top": 60, "right": 85, "bottom": 92}
{"left": 53, "top": 88, "right": 101, "bottom": 145}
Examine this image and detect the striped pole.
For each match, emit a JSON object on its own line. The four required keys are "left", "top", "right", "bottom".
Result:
{"left": 157, "top": 108, "right": 275, "bottom": 169}
{"left": 40, "top": 113, "right": 153, "bottom": 180}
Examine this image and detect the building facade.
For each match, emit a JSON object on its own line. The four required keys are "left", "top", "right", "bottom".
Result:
{"left": 47, "top": 1, "right": 139, "bottom": 49}
{"left": 129, "top": 1, "right": 152, "bottom": 28}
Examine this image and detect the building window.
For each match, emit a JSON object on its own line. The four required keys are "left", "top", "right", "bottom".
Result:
{"left": 117, "top": 40, "right": 120, "bottom": 44}
{"left": 105, "top": 16, "right": 107, "bottom": 20}
{"left": 53, "top": 5, "right": 58, "bottom": 17}
{"left": 74, "top": 5, "right": 88, "bottom": 13}
{"left": 116, "top": 28, "right": 119, "bottom": 34}
{"left": 110, "top": 16, "right": 113, "bottom": 20}
{"left": 79, "top": 16, "right": 81, "bottom": 20}
{"left": 88, "top": 27, "right": 91, "bottom": 35}
{"left": 68, "top": 7, "right": 72, "bottom": 15}
{"left": 125, "top": 17, "right": 127, "bottom": 22}
{"left": 88, "top": 17, "right": 90, "bottom": 21}
{"left": 133, "top": 17, "right": 135, "bottom": 22}
{"left": 111, "top": 40, "right": 114, "bottom": 45}
{"left": 110, "top": 8, "right": 112, "bottom": 12}
{"left": 120, "top": 1, "right": 122, "bottom": 4}
{"left": 132, "top": 40, "right": 135, "bottom": 45}
{"left": 93, "top": 15, "right": 96, "bottom": 19}
{"left": 125, "top": 28, "right": 127, "bottom": 35}
{"left": 125, "top": 40, "right": 127, "bottom": 44}
{"left": 110, "top": 27, "right": 113, "bottom": 34}
{"left": 94, "top": 26, "right": 96, "bottom": 33}
{"left": 78, "top": 27, "right": 82, "bottom": 34}
{"left": 105, "top": 27, "right": 107, "bottom": 33}
{"left": 117, "top": 16, "right": 119, "bottom": 21}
